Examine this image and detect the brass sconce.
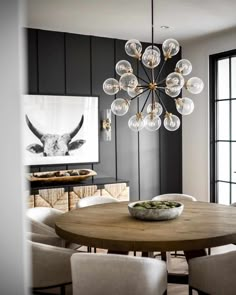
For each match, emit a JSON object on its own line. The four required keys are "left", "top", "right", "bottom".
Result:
{"left": 101, "top": 109, "right": 111, "bottom": 141}
{"left": 102, "top": 118, "right": 111, "bottom": 131}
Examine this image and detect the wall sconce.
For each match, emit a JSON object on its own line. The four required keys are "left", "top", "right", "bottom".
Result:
{"left": 101, "top": 109, "right": 111, "bottom": 141}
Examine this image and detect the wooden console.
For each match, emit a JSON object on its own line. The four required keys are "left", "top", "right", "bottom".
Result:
{"left": 27, "top": 177, "right": 129, "bottom": 212}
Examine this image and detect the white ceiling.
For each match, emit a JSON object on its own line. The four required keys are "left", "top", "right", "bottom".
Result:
{"left": 27, "top": 0, "right": 236, "bottom": 43}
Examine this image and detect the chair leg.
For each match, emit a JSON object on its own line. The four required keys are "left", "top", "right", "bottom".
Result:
{"left": 60, "top": 285, "right": 66, "bottom": 295}
{"left": 208, "top": 248, "right": 211, "bottom": 255}
{"left": 161, "top": 252, "right": 167, "bottom": 261}
{"left": 189, "top": 286, "right": 193, "bottom": 295}
{"left": 163, "top": 290, "right": 168, "bottom": 295}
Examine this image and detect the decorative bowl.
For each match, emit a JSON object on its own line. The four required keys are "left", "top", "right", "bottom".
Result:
{"left": 128, "top": 200, "right": 184, "bottom": 221}
{"left": 27, "top": 169, "right": 97, "bottom": 183}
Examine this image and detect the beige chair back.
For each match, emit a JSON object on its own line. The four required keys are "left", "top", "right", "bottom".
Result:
{"left": 152, "top": 193, "right": 196, "bottom": 202}
{"left": 76, "top": 195, "right": 118, "bottom": 208}
{"left": 27, "top": 207, "right": 63, "bottom": 228}
{"left": 71, "top": 253, "right": 167, "bottom": 295}
{"left": 30, "top": 241, "right": 76, "bottom": 289}
{"left": 189, "top": 250, "right": 236, "bottom": 295}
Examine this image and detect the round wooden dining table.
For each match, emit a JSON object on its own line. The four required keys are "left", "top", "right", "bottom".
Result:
{"left": 55, "top": 200, "right": 236, "bottom": 253}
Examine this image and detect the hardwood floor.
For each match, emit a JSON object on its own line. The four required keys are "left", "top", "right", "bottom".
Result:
{"left": 167, "top": 255, "right": 193, "bottom": 295}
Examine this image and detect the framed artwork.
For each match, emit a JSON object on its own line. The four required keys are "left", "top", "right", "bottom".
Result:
{"left": 23, "top": 95, "right": 99, "bottom": 166}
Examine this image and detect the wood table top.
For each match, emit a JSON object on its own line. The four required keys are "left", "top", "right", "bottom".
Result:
{"left": 55, "top": 201, "right": 236, "bottom": 252}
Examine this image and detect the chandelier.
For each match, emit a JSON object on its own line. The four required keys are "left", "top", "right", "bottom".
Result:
{"left": 102, "top": 0, "right": 204, "bottom": 132}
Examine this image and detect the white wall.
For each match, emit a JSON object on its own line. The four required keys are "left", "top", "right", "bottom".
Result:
{"left": 0, "top": 1, "right": 29, "bottom": 294}
{"left": 182, "top": 28, "right": 236, "bottom": 202}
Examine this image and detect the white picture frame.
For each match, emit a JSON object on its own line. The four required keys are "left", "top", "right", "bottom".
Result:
{"left": 23, "top": 95, "right": 99, "bottom": 166}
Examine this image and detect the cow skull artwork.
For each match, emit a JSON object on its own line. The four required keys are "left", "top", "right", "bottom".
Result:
{"left": 25, "top": 115, "right": 86, "bottom": 157}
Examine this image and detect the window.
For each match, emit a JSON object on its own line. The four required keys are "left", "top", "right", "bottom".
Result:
{"left": 210, "top": 50, "right": 236, "bottom": 204}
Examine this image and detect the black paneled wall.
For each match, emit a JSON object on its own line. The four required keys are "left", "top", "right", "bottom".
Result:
{"left": 26, "top": 28, "right": 182, "bottom": 200}
{"left": 159, "top": 48, "right": 182, "bottom": 193}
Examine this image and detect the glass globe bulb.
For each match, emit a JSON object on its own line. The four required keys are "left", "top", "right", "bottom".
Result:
{"left": 103, "top": 78, "right": 119, "bottom": 95}
{"left": 125, "top": 39, "right": 142, "bottom": 59}
{"left": 165, "top": 86, "right": 181, "bottom": 98}
{"left": 128, "top": 113, "right": 145, "bottom": 132}
{"left": 142, "top": 49, "right": 161, "bottom": 69}
{"left": 175, "top": 97, "right": 194, "bottom": 115}
{"left": 111, "top": 98, "right": 130, "bottom": 116}
{"left": 144, "top": 113, "right": 161, "bottom": 131}
{"left": 166, "top": 72, "right": 185, "bottom": 89}
{"left": 119, "top": 73, "right": 138, "bottom": 91}
{"left": 162, "top": 39, "right": 180, "bottom": 59}
{"left": 186, "top": 77, "right": 204, "bottom": 94}
{"left": 145, "top": 45, "right": 161, "bottom": 56}
{"left": 175, "top": 59, "right": 192, "bottom": 76}
{"left": 146, "top": 102, "right": 163, "bottom": 116}
{"left": 115, "top": 60, "right": 133, "bottom": 76}
{"left": 127, "top": 86, "right": 143, "bottom": 98}
{"left": 164, "top": 113, "right": 181, "bottom": 131}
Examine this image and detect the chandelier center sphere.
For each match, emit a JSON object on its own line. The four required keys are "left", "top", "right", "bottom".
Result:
{"left": 148, "top": 82, "right": 157, "bottom": 91}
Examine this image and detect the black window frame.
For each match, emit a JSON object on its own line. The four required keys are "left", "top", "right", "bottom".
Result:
{"left": 210, "top": 49, "right": 236, "bottom": 203}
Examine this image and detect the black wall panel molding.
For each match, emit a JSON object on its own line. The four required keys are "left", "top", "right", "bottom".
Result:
{"left": 115, "top": 39, "right": 140, "bottom": 199}
{"left": 26, "top": 29, "right": 38, "bottom": 94}
{"left": 65, "top": 33, "right": 91, "bottom": 95}
{"left": 38, "top": 30, "right": 65, "bottom": 94}
{"left": 26, "top": 28, "right": 182, "bottom": 200}
{"left": 159, "top": 48, "right": 182, "bottom": 194}
{"left": 91, "top": 37, "right": 116, "bottom": 178}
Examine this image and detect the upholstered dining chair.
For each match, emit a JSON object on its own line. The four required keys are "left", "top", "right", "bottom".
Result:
{"left": 152, "top": 193, "right": 197, "bottom": 259}
{"left": 27, "top": 207, "right": 79, "bottom": 249}
{"left": 30, "top": 240, "right": 77, "bottom": 295}
{"left": 76, "top": 195, "right": 118, "bottom": 252}
{"left": 27, "top": 207, "right": 64, "bottom": 228}
{"left": 27, "top": 207, "right": 65, "bottom": 246}
{"left": 71, "top": 253, "right": 167, "bottom": 295}
{"left": 188, "top": 250, "right": 236, "bottom": 295}
{"left": 76, "top": 195, "right": 118, "bottom": 208}
{"left": 27, "top": 232, "right": 64, "bottom": 247}
{"left": 152, "top": 193, "right": 197, "bottom": 202}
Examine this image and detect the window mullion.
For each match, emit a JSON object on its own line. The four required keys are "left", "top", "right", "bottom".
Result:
{"left": 229, "top": 57, "right": 232, "bottom": 204}
{"left": 215, "top": 60, "right": 218, "bottom": 203}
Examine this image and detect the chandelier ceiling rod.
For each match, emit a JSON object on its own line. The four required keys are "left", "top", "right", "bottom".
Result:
{"left": 151, "top": 0, "right": 154, "bottom": 47}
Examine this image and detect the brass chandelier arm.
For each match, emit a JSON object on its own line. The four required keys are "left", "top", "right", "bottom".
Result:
{"left": 151, "top": 88, "right": 156, "bottom": 111}
{"left": 155, "top": 89, "right": 168, "bottom": 113}
{"left": 135, "top": 74, "right": 149, "bottom": 84}
{"left": 140, "top": 61, "right": 152, "bottom": 82}
{"left": 158, "top": 87, "right": 174, "bottom": 99}
{"left": 131, "top": 87, "right": 150, "bottom": 101}
{"left": 140, "top": 90, "right": 152, "bottom": 113}
{"left": 136, "top": 85, "right": 150, "bottom": 88}
{"left": 156, "top": 77, "right": 167, "bottom": 86}
{"left": 157, "top": 88, "right": 166, "bottom": 95}
{"left": 155, "top": 59, "right": 167, "bottom": 82}
{"left": 151, "top": 68, "right": 155, "bottom": 83}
